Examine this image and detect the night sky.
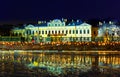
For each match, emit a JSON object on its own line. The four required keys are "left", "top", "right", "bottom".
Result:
{"left": 0, "top": 0, "right": 120, "bottom": 24}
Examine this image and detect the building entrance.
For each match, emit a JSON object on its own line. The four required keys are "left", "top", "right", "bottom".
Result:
{"left": 49, "top": 34, "right": 65, "bottom": 42}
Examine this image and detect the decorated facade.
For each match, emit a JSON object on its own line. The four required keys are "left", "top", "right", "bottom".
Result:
{"left": 11, "top": 19, "right": 92, "bottom": 43}
{"left": 98, "top": 21, "right": 120, "bottom": 41}
{"left": 11, "top": 19, "right": 120, "bottom": 43}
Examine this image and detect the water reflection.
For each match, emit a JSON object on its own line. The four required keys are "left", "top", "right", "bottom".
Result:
{"left": 0, "top": 50, "right": 120, "bottom": 77}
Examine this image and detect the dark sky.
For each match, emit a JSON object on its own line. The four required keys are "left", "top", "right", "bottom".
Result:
{"left": 0, "top": 0, "right": 120, "bottom": 23}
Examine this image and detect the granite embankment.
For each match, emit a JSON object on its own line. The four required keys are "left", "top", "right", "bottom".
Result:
{"left": 0, "top": 42, "right": 120, "bottom": 51}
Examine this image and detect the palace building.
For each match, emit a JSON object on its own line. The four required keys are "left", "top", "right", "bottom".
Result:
{"left": 11, "top": 19, "right": 92, "bottom": 43}
{"left": 98, "top": 21, "right": 120, "bottom": 41}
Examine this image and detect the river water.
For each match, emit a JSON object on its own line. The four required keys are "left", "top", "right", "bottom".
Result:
{"left": 0, "top": 50, "right": 120, "bottom": 77}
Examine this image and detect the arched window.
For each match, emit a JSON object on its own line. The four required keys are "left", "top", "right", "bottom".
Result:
{"left": 45, "top": 31, "right": 47, "bottom": 34}
{"left": 19, "top": 33, "right": 22, "bottom": 36}
{"left": 84, "top": 30, "right": 86, "bottom": 34}
{"left": 73, "top": 30, "right": 75, "bottom": 34}
{"left": 62, "top": 30, "right": 64, "bottom": 34}
{"left": 52, "top": 31, "right": 54, "bottom": 34}
{"left": 80, "top": 30, "right": 82, "bottom": 34}
{"left": 42, "top": 30, "right": 44, "bottom": 34}
{"left": 33, "top": 31, "right": 34, "bottom": 35}
{"left": 26, "top": 31, "right": 28, "bottom": 35}
{"left": 76, "top": 30, "right": 78, "bottom": 34}
{"left": 49, "top": 31, "right": 50, "bottom": 34}
{"left": 66, "top": 30, "right": 68, "bottom": 34}
{"left": 87, "top": 29, "right": 89, "bottom": 34}
{"left": 39, "top": 31, "right": 41, "bottom": 34}
{"left": 55, "top": 30, "right": 57, "bottom": 34}
{"left": 58, "top": 30, "right": 60, "bottom": 34}
{"left": 69, "top": 30, "right": 71, "bottom": 34}
{"left": 55, "top": 24, "right": 57, "bottom": 26}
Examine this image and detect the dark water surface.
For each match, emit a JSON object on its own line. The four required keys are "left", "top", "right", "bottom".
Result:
{"left": 0, "top": 50, "right": 120, "bottom": 77}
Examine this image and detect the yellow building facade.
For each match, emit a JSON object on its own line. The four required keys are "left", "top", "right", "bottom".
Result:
{"left": 11, "top": 19, "right": 92, "bottom": 43}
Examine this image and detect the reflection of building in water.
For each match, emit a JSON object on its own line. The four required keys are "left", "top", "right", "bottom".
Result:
{"left": 99, "top": 55, "right": 120, "bottom": 68}
{"left": 1, "top": 51, "right": 120, "bottom": 75}
{"left": 0, "top": 51, "right": 14, "bottom": 74}
{"left": 14, "top": 52, "right": 120, "bottom": 69}
{"left": 13, "top": 52, "right": 120, "bottom": 73}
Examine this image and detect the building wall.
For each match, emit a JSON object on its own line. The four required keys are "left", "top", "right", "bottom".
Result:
{"left": 91, "top": 27, "right": 98, "bottom": 41}
{"left": 11, "top": 19, "right": 92, "bottom": 42}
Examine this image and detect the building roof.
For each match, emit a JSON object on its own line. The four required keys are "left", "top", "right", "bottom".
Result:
{"left": 67, "top": 20, "right": 82, "bottom": 26}
{"left": 35, "top": 23, "right": 47, "bottom": 27}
